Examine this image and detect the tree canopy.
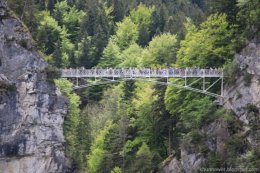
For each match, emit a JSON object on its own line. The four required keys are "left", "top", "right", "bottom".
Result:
{"left": 9, "top": 0, "right": 259, "bottom": 172}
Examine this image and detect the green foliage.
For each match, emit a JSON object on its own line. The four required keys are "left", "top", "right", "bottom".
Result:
{"left": 87, "top": 121, "right": 114, "bottom": 173}
{"left": 166, "top": 86, "right": 217, "bottom": 129}
{"left": 9, "top": 0, "right": 259, "bottom": 172}
{"left": 99, "top": 40, "right": 122, "bottom": 68}
{"left": 122, "top": 82, "right": 171, "bottom": 171}
{"left": 114, "top": 17, "right": 138, "bottom": 50}
{"left": 165, "top": 83, "right": 193, "bottom": 115}
{"left": 177, "top": 14, "right": 235, "bottom": 68}
{"left": 206, "top": 0, "right": 259, "bottom": 49}
{"left": 237, "top": 0, "right": 251, "bottom": 7}
{"left": 0, "top": 82, "right": 16, "bottom": 91}
{"left": 36, "top": 11, "right": 62, "bottom": 54}
{"left": 99, "top": 4, "right": 156, "bottom": 68}
{"left": 130, "top": 4, "right": 155, "bottom": 46}
{"left": 76, "top": 36, "right": 96, "bottom": 68}
{"left": 130, "top": 4, "right": 155, "bottom": 27}
{"left": 7, "top": 0, "right": 39, "bottom": 31}
{"left": 236, "top": 0, "right": 260, "bottom": 38}
{"left": 130, "top": 83, "right": 156, "bottom": 142}
{"left": 77, "top": 109, "right": 92, "bottom": 171}
{"left": 246, "top": 104, "right": 259, "bottom": 114}
{"left": 142, "top": 33, "right": 177, "bottom": 67}
{"left": 45, "top": 65, "right": 61, "bottom": 82}
{"left": 181, "top": 130, "right": 203, "bottom": 149}
{"left": 206, "top": 0, "right": 238, "bottom": 24}
{"left": 54, "top": 79, "right": 81, "bottom": 159}
{"left": 111, "top": 167, "right": 122, "bottom": 173}
{"left": 119, "top": 44, "right": 143, "bottom": 68}
{"left": 54, "top": 0, "right": 85, "bottom": 40}
{"left": 223, "top": 60, "right": 239, "bottom": 85}
{"left": 81, "top": 86, "right": 125, "bottom": 172}
{"left": 205, "top": 152, "right": 222, "bottom": 168}
{"left": 181, "top": 97, "right": 216, "bottom": 129}
{"left": 54, "top": 78, "right": 73, "bottom": 94}
{"left": 36, "top": 10, "right": 74, "bottom": 67}
{"left": 134, "top": 143, "right": 153, "bottom": 173}
{"left": 53, "top": 78, "right": 88, "bottom": 170}
{"left": 239, "top": 149, "right": 260, "bottom": 169}
{"left": 226, "top": 134, "right": 247, "bottom": 155}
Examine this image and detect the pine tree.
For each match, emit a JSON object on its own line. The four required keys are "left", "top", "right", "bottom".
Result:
{"left": 87, "top": 121, "right": 114, "bottom": 173}
{"left": 76, "top": 108, "right": 92, "bottom": 169}
{"left": 134, "top": 143, "right": 153, "bottom": 173}
{"left": 53, "top": 39, "right": 63, "bottom": 68}
{"left": 111, "top": 0, "right": 124, "bottom": 22}
{"left": 77, "top": 36, "right": 96, "bottom": 68}
{"left": 54, "top": 79, "right": 81, "bottom": 159}
{"left": 176, "top": 14, "right": 234, "bottom": 68}
{"left": 99, "top": 39, "right": 121, "bottom": 68}
{"left": 164, "top": 16, "right": 175, "bottom": 34}
{"left": 47, "top": 0, "right": 57, "bottom": 13}
{"left": 138, "top": 23, "right": 150, "bottom": 46}
{"left": 207, "top": 0, "right": 238, "bottom": 23}
{"left": 142, "top": 33, "right": 177, "bottom": 67}
{"left": 121, "top": 81, "right": 136, "bottom": 101}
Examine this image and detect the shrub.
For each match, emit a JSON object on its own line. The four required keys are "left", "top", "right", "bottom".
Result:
{"left": 45, "top": 66, "right": 61, "bottom": 82}
{"left": 226, "top": 133, "right": 247, "bottom": 155}
{"left": 222, "top": 111, "right": 243, "bottom": 135}
{"left": 0, "top": 81, "right": 16, "bottom": 91}
{"left": 223, "top": 60, "right": 239, "bottom": 85}
{"left": 246, "top": 104, "right": 259, "bottom": 114}
{"left": 244, "top": 72, "right": 253, "bottom": 86}
{"left": 181, "top": 130, "right": 203, "bottom": 150}
{"left": 204, "top": 152, "right": 222, "bottom": 168}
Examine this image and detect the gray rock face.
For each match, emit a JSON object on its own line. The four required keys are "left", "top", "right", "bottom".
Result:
{"left": 201, "top": 119, "right": 229, "bottom": 154}
{"left": 224, "top": 40, "right": 260, "bottom": 148}
{"left": 224, "top": 40, "right": 260, "bottom": 118}
{"left": 162, "top": 149, "right": 205, "bottom": 173}
{"left": 0, "top": 1, "right": 71, "bottom": 173}
{"left": 162, "top": 156, "right": 182, "bottom": 173}
{"left": 180, "top": 150, "right": 205, "bottom": 173}
{"left": 163, "top": 40, "right": 260, "bottom": 173}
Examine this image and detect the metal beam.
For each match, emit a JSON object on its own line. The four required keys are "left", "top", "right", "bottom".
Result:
{"left": 61, "top": 68, "right": 224, "bottom": 98}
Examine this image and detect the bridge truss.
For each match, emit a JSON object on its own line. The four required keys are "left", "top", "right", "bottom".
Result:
{"left": 61, "top": 68, "right": 224, "bottom": 98}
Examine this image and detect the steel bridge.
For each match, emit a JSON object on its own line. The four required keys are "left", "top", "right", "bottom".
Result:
{"left": 61, "top": 68, "right": 224, "bottom": 98}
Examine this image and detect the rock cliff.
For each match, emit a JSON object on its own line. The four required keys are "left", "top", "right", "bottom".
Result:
{"left": 224, "top": 39, "right": 260, "bottom": 149}
{"left": 0, "top": 1, "right": 70, "bottom": 173}
{"left": 162, "top": 39, "right": 260, "bottom": 173}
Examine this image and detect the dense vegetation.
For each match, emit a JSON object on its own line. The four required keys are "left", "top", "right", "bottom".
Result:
{"left": 8, "top": 0, "right": 259, "bottom": 172}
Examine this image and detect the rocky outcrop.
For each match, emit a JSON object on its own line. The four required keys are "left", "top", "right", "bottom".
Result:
{"left": 180, "top": 148, "right": 205, "bottom": 173}
{"left": 200, "top": 119, "right": 230, "bottom": 155}
{"left": 162, "top": 40, "right": 260, "bottom": 173}
{"left": 0, "top": 1, "right": 70, "bottom": 173}
{"left": 162, "top": 156, "right": 182, "bottom": 173}
{"left": 224, "top": 39, "right": 260, "bottom": 148}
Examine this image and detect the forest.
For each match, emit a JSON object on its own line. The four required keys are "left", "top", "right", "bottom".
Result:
{"left": 7, "top": 0, "right": 259, "bottom": 172}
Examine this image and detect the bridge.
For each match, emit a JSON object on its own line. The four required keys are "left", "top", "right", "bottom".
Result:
{"left": 61, "top": 68, "right": 224, "bottom": 98}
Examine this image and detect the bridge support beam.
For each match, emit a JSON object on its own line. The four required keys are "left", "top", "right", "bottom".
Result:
{"left": 61, "top": 68, "right": 224, "bottom": 98}
{"left": 203, "top": 69, "right": 205, "bottom": 92}
{"left": 221, "top": 69, "right": 224, "bottom": 97}
{"left": 76, "top": 68, "right": 79, "bottom": 87}
{"left": 184, "top": 69, "right": 187, "bottom": 87}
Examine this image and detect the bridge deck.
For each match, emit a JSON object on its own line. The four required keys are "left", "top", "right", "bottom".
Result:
{"left": 61, "top": 68, "right": 223, "bottom": 78}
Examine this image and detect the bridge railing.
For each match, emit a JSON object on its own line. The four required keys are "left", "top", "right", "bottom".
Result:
{"left": 61, "top": 68, "right": 223, "bottom": 78}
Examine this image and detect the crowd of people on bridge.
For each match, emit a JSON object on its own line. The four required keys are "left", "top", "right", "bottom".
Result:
{"left": 62, "top": 67, "right": 222, "bottom": 77}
